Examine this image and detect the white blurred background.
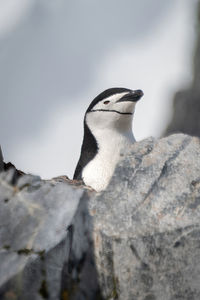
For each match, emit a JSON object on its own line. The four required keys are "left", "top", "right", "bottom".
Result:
{"left": 0, "top": 0, "right": 198, "bottom": 179}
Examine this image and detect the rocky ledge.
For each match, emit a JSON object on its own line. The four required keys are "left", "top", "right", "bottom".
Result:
{"left": 0, "top": 134, "right": 200, "bottom": 300}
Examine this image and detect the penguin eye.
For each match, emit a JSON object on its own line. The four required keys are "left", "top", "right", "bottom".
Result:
{"left": 103, "top": 101, "right": 110, "bottom": 105}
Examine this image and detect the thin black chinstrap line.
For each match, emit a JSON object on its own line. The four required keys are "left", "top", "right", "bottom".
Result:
{"left": 90, "top": 109, "right": 133, "bottom": 115}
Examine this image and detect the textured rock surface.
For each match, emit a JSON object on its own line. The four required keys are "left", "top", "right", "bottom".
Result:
{"left": 0, "top": 170, "right": 88, "bottom": 300}
{"left": 0, "top": 134, "right": 200, "bottom": 300}
{"left": 69, "top": 134, "right": 200, "bottom": 300}
{"left": 165, "top": 2, "right": 200, "bottom": 137}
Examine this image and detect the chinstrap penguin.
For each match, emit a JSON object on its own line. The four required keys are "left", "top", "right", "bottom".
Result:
{"left": 73, "top": 87, "right": 143, "bottom": 192}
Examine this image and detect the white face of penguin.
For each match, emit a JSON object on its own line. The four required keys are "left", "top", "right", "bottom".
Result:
{"left": 85, "top": 90, "right": 143, "bottom": 133}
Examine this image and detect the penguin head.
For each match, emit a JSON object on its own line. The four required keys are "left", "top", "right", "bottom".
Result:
{"left": 85, "top": 87, "right": 143, "bottom": 132}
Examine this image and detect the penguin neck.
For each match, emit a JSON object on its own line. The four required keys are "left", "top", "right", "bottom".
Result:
{"left": 92, "top": 127, "right": 135, "bottom": 154}
{"left": 86, "top": 113, "right": 135, "bottom": 153}
{"left": 82, "top": 120, "right": 99, "bottom": 157}
{"left": 73, "top": 120, "right": 98, "bottom": 180}
{"left": 81, "top": 117, "right": 135, "bottom": 192}
{"left": 78, "top": 117, "right": 135, "bottom": 170}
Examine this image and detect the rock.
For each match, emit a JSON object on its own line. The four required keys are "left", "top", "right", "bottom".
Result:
{"left": 0, "top": 143, "right": 25, "bottom": 181}
{"left": 69, "top": 134, "right": 200, "bottom": 300}
{"left": 165, "top": 2, "right": 200, "bottom": 137}
{"left": 0, "top": 170, "right": 87, "bottom": 300}
{"left": 0, "top": 146, "right": 3, "bottom": 172}
{"left": 0, "top": 145, "right": 25, "bottom": 181}
{"left": 3, "top": 162, "right": 25, "bottom": 183}
{"left": 1, "top": 134, "right": 200, "bottom": 300}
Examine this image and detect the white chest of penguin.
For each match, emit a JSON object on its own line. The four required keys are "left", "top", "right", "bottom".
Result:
{"left": 82, "top": 127, "right": 135, "bottom": 192}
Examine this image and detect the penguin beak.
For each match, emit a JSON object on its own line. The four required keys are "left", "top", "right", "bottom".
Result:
{"left": 117, "top": 89, "right": 144, "bottom": 103}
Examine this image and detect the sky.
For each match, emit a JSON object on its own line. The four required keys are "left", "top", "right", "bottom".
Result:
{"left": 0, "top": 0, "right": 198, "bottom": 179}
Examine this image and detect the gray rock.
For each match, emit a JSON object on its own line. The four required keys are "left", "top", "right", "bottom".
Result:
{"left": 0, "top": 146, "right": 3, "bottom": 172}
{"left": 69, "top": 134, "right": 200, "bottom": 300}
{"left": 0, "top": 171, "right": 86, "bottom": 300}
{"left": 1, "top": 133, "right": 200, "bottom": 300}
